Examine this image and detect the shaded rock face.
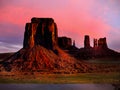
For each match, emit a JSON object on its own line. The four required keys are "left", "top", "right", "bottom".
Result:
{"left": 98, "top": 37, "right": 108, "bottom": 48}
{"left": 58, "top": 37, "right": 72, "bottom": 49}
{"left": 93, "top": 39, "right": 97, "bottom": 48}
{"left": 92, "top": 38, "right": 118, "bottom": 57}
{"left": 84, "top": 35, "right": 90, "bottom": 48}
{"left": 23, "top": 17, "right": 58, "bottom": 50}
{"left": 93, "top": 38, "right": 108, "bottom": 49}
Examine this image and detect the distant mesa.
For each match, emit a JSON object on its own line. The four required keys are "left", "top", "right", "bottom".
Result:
{"left": 84, "top": 35, "right": 108, "bottom": 49}
{"left": 58, "top": 37, "right": 72, "bottom": 49}
{"left": 98, "top": 37, "right": 108, "bottom": 48}
{"left": 73, "top": 35, "right": 120, "bottom": 60}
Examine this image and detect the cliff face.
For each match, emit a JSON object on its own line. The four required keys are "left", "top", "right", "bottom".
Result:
{"left": 23, "top": 17, "right": 58, "bottom": 50}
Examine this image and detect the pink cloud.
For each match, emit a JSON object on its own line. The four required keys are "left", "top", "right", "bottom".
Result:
{"left": 0, "top": 0, "right": 118, "bottom": 50}
{"left": 57, "top": 12, "right": 111, "bottom": 47}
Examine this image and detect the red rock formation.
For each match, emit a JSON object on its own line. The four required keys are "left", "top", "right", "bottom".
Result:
{"left": 1, "top": 17, "right": 95, "bottom": 73}
{"left": 74, "top": 36, "right": 120, "bottom": 60}
{"left": 98, "top": 37, "right": 108, "bottom": 48}
{"left": 1, "top": 18, "right": 119, "bottom": 73}
{"left": 93, "top": 39, "right": 98, "bottom": 48}
{"left": 84, "top": 35, "right": 90, "bottom": 48}
{"left": 23, "top": 23, "right": 38, "bottom": 48}
{"left": 58, "top": 37, "right": 72, "bottom": 49}
{"left": 23, "top": 17, "right": 58, "bottom": 50}
{"left": 93, "top": 37, "right": 108, "bottom": 48}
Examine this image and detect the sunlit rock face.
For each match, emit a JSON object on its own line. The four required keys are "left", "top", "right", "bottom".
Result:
{"left": 23, "top": 23, "right": 38, "bottom": 48}
{"left": 23, "top": 17, "right": 58, "bottom": 50}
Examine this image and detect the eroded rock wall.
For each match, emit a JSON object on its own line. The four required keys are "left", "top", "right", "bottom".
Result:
{"left": 23, "top": 18, "right": 58, "bottom": 50}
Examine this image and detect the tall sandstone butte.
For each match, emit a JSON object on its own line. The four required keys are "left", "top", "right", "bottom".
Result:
{"left": 84, "top": 35, "right": 90, "bottom": 48}
{"left": 93, "top": 39, "right": 98, "bottom": 48}
{"left": 98, "top": 37, "right": 108, "bottom": 48}
{"left": 93, "top": 37, "right": 108, "bottom": 48}
{"left": 23, "top": 17, "right": 58, "bottom": 50}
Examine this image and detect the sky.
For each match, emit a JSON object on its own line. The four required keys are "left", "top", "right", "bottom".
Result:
{"left": 0, "top": 0, "right": 120, "bottom": 53}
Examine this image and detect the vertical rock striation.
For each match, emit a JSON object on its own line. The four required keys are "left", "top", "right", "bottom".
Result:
{"left": 23, "top": 17, "right": 58, "bottom": 50}
{"left": 23, "top": 23, "right": 38, "bottom": 48}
